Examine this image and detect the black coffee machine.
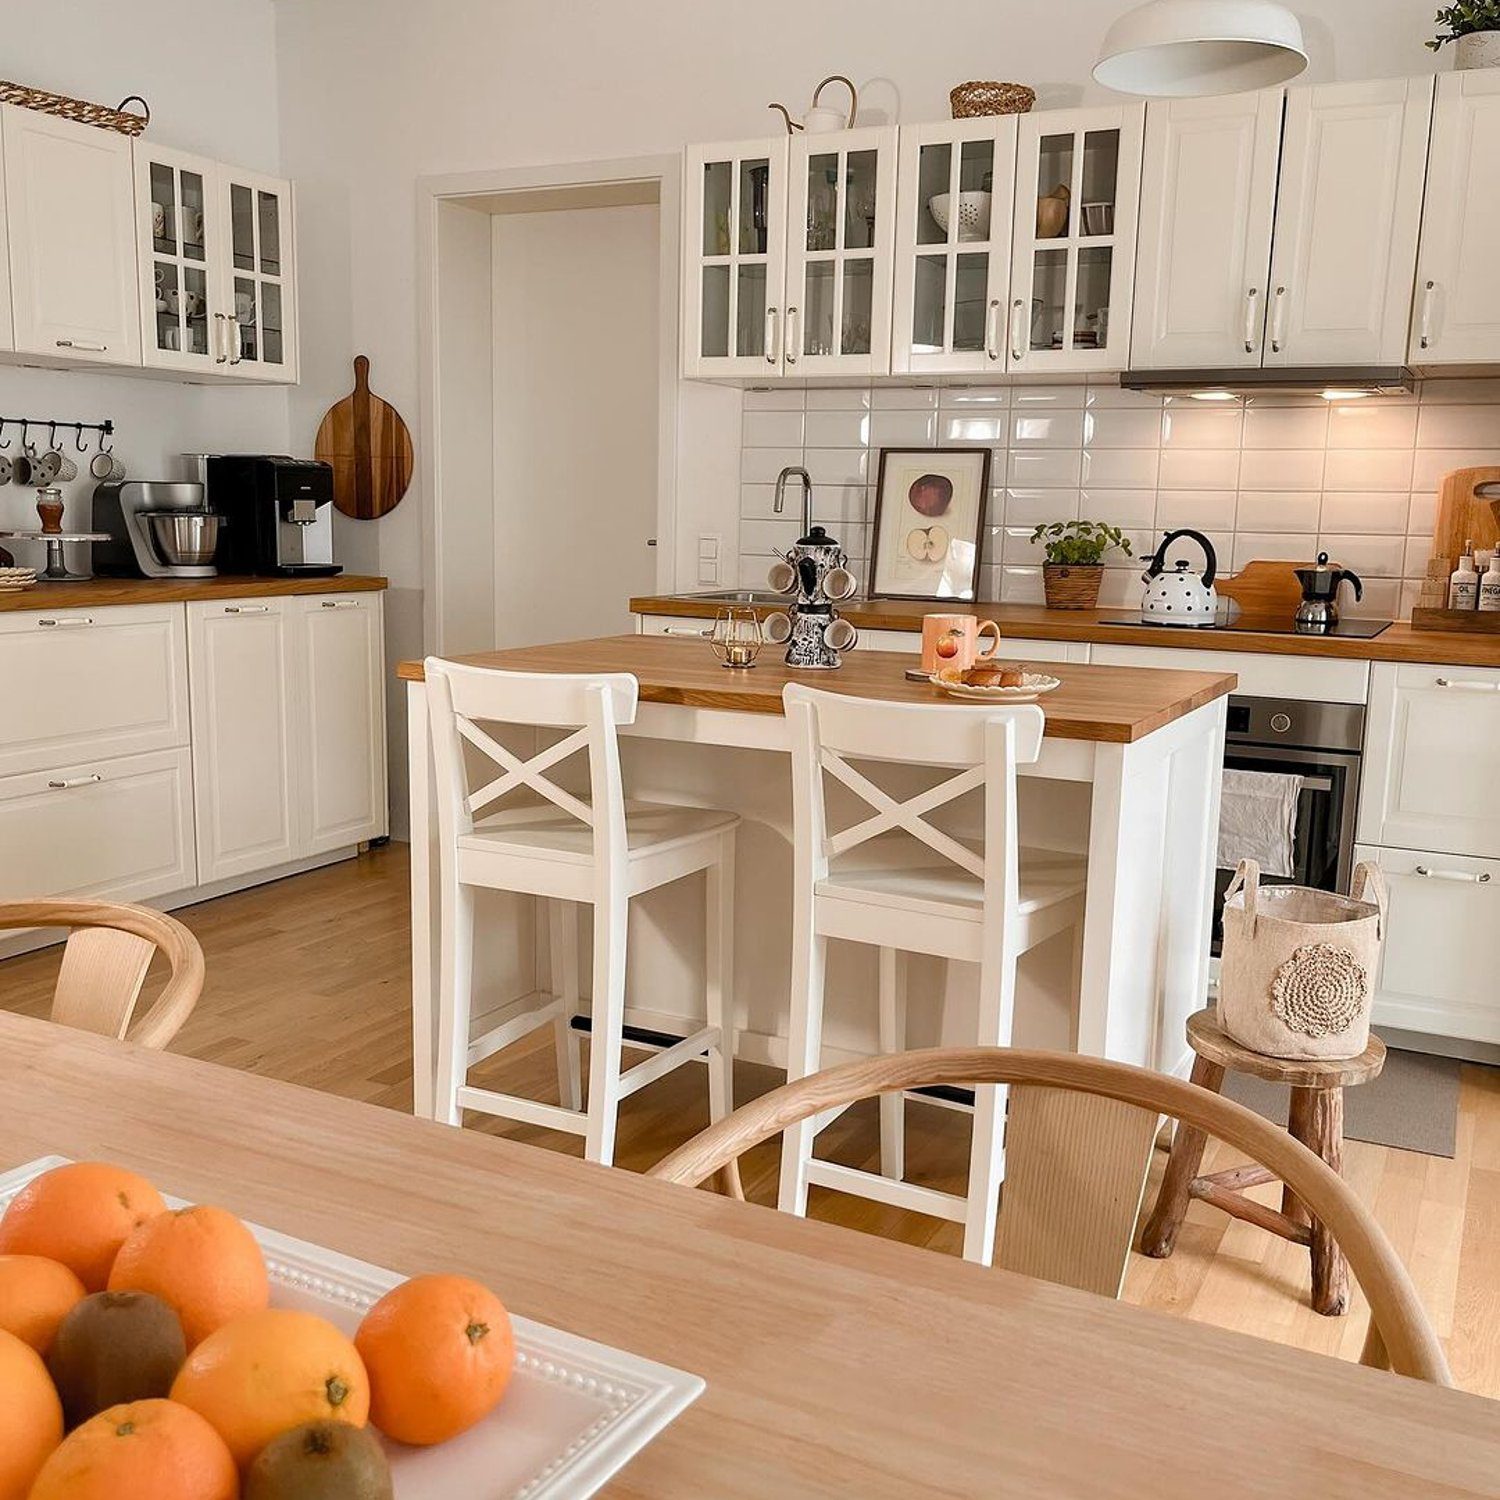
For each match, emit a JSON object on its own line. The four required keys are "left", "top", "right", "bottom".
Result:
{"left": 203, "top": 455, "right": 341, "bottom": 577}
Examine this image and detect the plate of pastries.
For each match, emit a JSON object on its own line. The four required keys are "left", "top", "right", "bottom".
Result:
{"left": 929, "top": 662, "right": 1062, "bottom": 702}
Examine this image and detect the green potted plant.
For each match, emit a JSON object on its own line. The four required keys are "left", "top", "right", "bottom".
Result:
{"left": 1029, "top": 520, "right": 1132, "bottom": 610}
{"left": 1429, "top": 1, "right": 1500, "bottom": 67}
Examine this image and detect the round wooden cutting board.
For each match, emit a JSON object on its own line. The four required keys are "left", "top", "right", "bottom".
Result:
{"left": 315, "top": 355, "right": 414, "bottom": 519}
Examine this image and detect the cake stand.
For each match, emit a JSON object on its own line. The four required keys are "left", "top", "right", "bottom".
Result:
{"left": 0, "top": 530, "right": 111, "bottom": 583}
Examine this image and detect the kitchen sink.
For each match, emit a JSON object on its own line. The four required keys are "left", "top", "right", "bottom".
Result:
{"left": 675, "top": 589, "right": 794, "bottom": 605}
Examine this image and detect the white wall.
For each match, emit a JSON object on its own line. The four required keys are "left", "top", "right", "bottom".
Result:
{"left": 0, "top": 0, "right": 290, "bottom": 542}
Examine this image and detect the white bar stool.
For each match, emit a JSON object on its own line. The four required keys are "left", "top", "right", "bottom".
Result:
{"left": 779, "top": 683, "right": 1086, "bottom": 1264}
{"left": 425, "top": 659, "right": 739, "bottom": 1166}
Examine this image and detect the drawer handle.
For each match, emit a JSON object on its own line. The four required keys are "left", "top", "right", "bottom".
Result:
{"left": 38, "top": 617, "right": 93, "bottom": 628}
{"left": 1434, "top": 677, "right": 1500, "bottom": 692}
{"left": 55, "top": 339, "right": 108, "bottom": 352}
{"left": 661, "top": 626, "right": 710, "bottom": 638}
{"left": 223, "top": 605, "right": 270, "bottom": 614}
{"left": 1414, "top": 865, "right": 1492, "bottom": 884}
{"left": 47, "top": 774, "right": 102, "bottom": 791}
{"left": 320, "top": 599, "right": 363, "bottom": 609}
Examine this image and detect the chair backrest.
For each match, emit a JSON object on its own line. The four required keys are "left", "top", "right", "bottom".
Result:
{"left": 424, "top": 658, "right": 640, "bottom": 873}
{"left": 0, "top": 900, "right": 204, "bottom": 1049}
{"left": 782, "top": 683, "right": 1045, "bottom": 906}
{"left": 648, "top": 1045, "right": 1451, "bottom": 1387}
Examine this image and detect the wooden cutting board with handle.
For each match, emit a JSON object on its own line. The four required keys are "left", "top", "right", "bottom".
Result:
{"left": 314, "top": 355, "right": 413, "bottom": 520}
{"left": 1430, "top": 465, "right": 1500, "bottom": 567}
{"left": 1215, "top": 558, "right": 1311, "bottom": 618}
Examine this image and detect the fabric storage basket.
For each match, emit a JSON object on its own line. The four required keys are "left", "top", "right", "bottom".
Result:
{"left": 1218, "top": 859, "right": 1387, "bottom": 1061}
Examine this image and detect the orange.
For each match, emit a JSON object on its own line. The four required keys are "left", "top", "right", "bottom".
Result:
{"left": 0, "top": 1162, "right": 165, "bottom": 1291}
{"left": 0, "top": 1326, "right": 63, "bottom": 1500}
{"left": 171, "top": 1308, "right": 369, "bottom": 1465}
{"left": 356, "top": 1273, "right": 515, "bottom": 1445}
{"left": 109, "top": 1205, "right": 269, "bottom": 1348}
{"left": 27, "top": 1398, "right": 237, "bottom": 1500}
{"left": 0, "top": 1253, "right": 85, "bottom": 1354}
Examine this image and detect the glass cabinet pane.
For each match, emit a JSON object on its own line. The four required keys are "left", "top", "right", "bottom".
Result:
{"left": 231, "top": 184, "right": 255, "bottom": 271}
{"left": 262, "top": 283, "right": 285, "bottom": 365}
{"left": 258, "top": 191, "right": 282, "bottom": 275}
{"left": 1035, "top": 134, "right": 1075, "bottom": 239}
{"left": 957, "top": 140, "right": 995, "bottom": 243}
{"left": 153, "top": 260, "right": 178, "bottom": 354}
{"left": 700, "top": 265, "right": 730, "bottom": 357}
{"left": 736, "top": 264, "right": 767, "bottom": 357}
{"left": 738, "top": 159, "right": 770, "bottom": 255}
{"left": 180, "top": 171, "right": 206, "bottom": 260}
{"left": 1079, "top": 130, "right": 1120, "bottom": 236}
{"left": 953, "top": 253, "right": 988, "bottom": 352}
{"left": 912, "top": 254, "right": 947, "bottom": 352}
{"left": 842, "top": 260, "right": 873, "bottom": 354}
{"left": 702, "top": 160, "right": 732, "bottom": 255}
{"left": 150, "top": 163, "right": 177, "bottom": 254}
{"left": 1031, "top": 249, "right": 1068, "bottom": 352}
{"left": 844, "top": 150, "right": 877, "bottom": 251}
{"left": 1075, "top": 246, "right": 1113, "bottom": 350}
{"left": 803, "top": 262, "right": 836, "bottom": 356}
{"left": 234, "top": 276, "right": 259, "bottom": 361}
{"left": 806, "top": 153, "right": 838, "bottom": 252}
{"left": 917, "top": 143, "right": 952, "bottom": 245}
{"left": 183, "top": 266, "right": 209, "bottom": 355}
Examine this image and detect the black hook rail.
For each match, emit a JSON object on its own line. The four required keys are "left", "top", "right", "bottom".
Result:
{"left": 0, "top": 416, "right": 114, "bottom": 453}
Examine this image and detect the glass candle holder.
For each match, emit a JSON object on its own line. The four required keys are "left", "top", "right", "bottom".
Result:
{"left": 710, "top": 607, "right": 764, "bottom": 669}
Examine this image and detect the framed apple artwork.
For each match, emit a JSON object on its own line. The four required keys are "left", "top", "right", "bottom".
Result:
{"left": 868, "top": 447, "right": 992, "bottom": 601}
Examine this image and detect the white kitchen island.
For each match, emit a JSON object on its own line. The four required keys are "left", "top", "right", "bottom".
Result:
{"left": 400, "top": 635, "right": 1234, "bottom": 1117}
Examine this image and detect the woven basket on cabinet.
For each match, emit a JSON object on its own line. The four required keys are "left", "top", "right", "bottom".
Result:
{"left": 950, "top": 81, "right": 1036, "bottom": 118}
{"left": 0, "top": 81, "right": 148, "bottom": 137}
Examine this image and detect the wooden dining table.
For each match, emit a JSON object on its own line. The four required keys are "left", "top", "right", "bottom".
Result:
{"left": 2, "top": 1014, "right": 1497, "bottom": 1498}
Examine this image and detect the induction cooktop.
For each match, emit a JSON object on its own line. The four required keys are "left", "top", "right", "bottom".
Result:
{"left": 1100, "top": 616, "right": 1393, "bottom": 639}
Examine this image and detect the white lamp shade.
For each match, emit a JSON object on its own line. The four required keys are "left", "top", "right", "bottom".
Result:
{"left": 1094, "top": 0, "right": 1308, "bottom": 96}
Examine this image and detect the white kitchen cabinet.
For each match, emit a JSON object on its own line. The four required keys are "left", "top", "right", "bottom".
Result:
{"left": 219, "top": 165, "right": 297, "bottom": 381}
{"left": 0, "top": 604, "right": 189, "bottom": 779}
{"left": 0, "top": 748, "right": 195, "bottom": 905}
{"left": 1355, "top": 843, "right": 1500, "bottom": 1045}
{"left": 1, "top": 104, "right": 140, "bottom": 367}
{"left": 187, "top": 598, "right": 300, "bottom": 882}
{"left": 296, "top": 594, "right": 388, "bottom": 853}
{"left": 1130, "top": 91, "right": 1283, "bottom": 369}
{"left": 1265, "top": 78, "right": 1432, "bottom": 368}
{"left": 1410, "top": 71, "right": 1500, "bottom": 365}
{"left": 892, "top": 116, "right": 1019, "bottom": 376}
{"left": 1006, "top": 104, "right": 1145, "bottom": 375}
{"left": 1358, "top": 661, "right": 1500, "bottom": 860}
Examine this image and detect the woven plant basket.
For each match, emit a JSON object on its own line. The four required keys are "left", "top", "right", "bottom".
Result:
{"left": 950, "top": 81, "right": 1036, "bottom": 118}
{"left": 1042, "top": 563, "right": 1102, "bottom": 610}
{"left": 1218, "top": 859, "right": 1387, "bottom": 1061}
{"left": 0, "top": 82, "right": 149, "bottom": 137}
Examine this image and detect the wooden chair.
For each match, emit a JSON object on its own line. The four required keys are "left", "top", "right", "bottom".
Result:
{"left": 649, "top": 1045, "right": 1451, "bottom": 1386}
{"left": 0, "top": 899, "right": 204, "bottom": 1049}
{"left": 425, "top": 658, "right": 739, "bottom": 1167}
{"left": 780, "top": 684, "right": 1085, "bottom": 1265}
{"left": 1140, "top": 1006, "right": 1386, "bottom": 1316}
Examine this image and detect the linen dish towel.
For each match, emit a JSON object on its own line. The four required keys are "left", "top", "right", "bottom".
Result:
{"left": 1216, "top": 768, "right": 1304, "bottom": 878}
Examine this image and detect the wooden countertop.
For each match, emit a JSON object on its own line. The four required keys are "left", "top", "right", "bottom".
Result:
{"left": 398, "top": 634, "right": 1235, "bottom": 744}
{"left": 4, "top": 1013, "right": 1498, "bottom": 1500}
{"left": 631, "top": 595, "right": 1500, "bottom": 669}
{"left": 0, "top": 575, "right": 388, "bottom": 612}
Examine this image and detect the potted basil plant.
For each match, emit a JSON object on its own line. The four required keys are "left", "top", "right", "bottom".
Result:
{"left": 1429, "top": 1, "right": 1500, "bottom": 67}
{"left": 1030, "top": 520, "right": 1132, "bottom": 610}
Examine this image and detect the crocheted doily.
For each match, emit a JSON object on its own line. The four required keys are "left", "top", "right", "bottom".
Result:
{"left": 1271, "top": 942, "right": 1368, "bottom": 1038}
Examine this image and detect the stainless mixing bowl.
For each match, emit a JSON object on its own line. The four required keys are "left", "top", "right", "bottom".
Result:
{"left": 145, "top": 510, "right": 223, "bottom": 566}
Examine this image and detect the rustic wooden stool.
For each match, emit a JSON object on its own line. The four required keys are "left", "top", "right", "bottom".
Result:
{"left": 1140, "top": 1006, "right": 1385, "bottom": 1316}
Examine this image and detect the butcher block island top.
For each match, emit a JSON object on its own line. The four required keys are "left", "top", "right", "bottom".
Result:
{"left": 0, "top": 574, "right": 388, "bottom": 611}
{"left": 397, "top": 635, "right": 1235, "bottom": 744}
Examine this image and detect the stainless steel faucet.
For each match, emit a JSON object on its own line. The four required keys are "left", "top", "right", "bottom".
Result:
{"left": 774, "top": 465, "right": 813, "bottom": 536}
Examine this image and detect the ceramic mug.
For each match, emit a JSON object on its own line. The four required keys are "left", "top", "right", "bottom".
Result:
{"left": 164, "top": 288, "right": 203, "bottom": 318}
{"left": 152, "top": 201, "right": 167, "bottom": 240}
{"left": 179, "top": 206, "right": 204, "bottom": 245}
{"left": 89, "top": 450, "right": 125, "bottom": 482}
{"left": 921, "top": 612, "right": 1001, "bottom": 674}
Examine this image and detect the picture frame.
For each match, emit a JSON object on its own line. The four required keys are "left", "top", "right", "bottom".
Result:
{"left": 867, "top": 447, "right": 992, "bottom": 601}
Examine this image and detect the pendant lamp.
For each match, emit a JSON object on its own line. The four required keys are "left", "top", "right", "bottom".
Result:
{"left": 1094, "top": 0, "right": 1308, "bottom": 96}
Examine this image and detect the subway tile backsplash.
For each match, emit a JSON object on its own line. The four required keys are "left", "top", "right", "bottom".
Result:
{"left": 737, "top": 378, "right": 1500, "bottom": 615}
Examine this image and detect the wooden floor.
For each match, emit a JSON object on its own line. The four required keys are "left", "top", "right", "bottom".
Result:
{"left": 5, "top": 844, "right": 1498, "bottom": 1398}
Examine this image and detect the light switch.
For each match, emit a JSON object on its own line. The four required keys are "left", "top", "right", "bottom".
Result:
{"left": 697, "top": 533, "right": 721, "bottom": 585}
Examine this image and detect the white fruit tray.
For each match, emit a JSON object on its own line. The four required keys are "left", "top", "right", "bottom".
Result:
{"left": 0, "top": 1157, "right": 703, "bottom": 1499}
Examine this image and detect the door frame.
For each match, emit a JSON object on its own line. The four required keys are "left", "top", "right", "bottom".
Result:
{"left": 416, "top": 154, "right": 681, "bottom": 656}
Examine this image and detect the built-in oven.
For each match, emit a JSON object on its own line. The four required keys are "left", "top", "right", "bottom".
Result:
{"left": 1213, "top": 695, "right": 1365, "bottom": 953}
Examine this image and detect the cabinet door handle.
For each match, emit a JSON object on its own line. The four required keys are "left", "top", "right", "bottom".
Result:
{"left": 1414, "top": 865, "right": 1492, "bottom": 885}
{"left": 320, "top": 599, "right": 362, "bottom": 609}
{"left": 229, "top": 317, "right": 243, "bottom": 365}
{"left": 1010, "top": 298, "right": 1026, "bottom": 362}
{"left": 985, "top": 299, "right": 1002, "bottom": 361}
{"left": 55, "top": 339, "right": 107, "bottom": 352}
{"left": 765, "top": 306, "right": 780, "bottom": 365}
{"left": 1419, "top": 280, "right": 1436, "bottom": 351}
{"left": 223, "top": 604, "right": 270, "bottom": 614}
{"left": 47, "top": 774, "right": 101, "bottom": 791}
{"left": 1270, "top": 286, "right": 1287, "bottom": 354}
{"left": 38, "top": 617, "right": 93, "bottom": 628}
{"left": 1243, "top": 287, "right": 1260, "bottom": 354}
{"left": 661, "top": 626, "right": 711, "bottom": 637}
{"left": 1434, "top": 677, "right": 1500, "bottom": 692}
{"left": 784, "top": 305, "right": 800, "bottom": 364}
{"left": 213, "top": 312, "right": 229, "bottom": 364}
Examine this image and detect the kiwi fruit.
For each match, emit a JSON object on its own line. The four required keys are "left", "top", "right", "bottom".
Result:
{"left": 46, "top": 1289, "right": 187, "bottom": 1427}
{"left": 244, "top": 1421, "right": 395, "bottom": 1500}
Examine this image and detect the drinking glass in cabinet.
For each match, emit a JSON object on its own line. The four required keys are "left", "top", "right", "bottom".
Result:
{"left": 738, "top": 158, "right": 770, "bottom": 254}
{"left": 804, "top": 262, "right": 836, "bottom": 356}
{"left": 806, "top": 154, "right": 838, "bottom": 252}
{"left": 702, "top": 160, "right": 732, "bottom": 255}
{"left": 843, "top": 259, "right": 874, "bottom": 355}
{"left": 844, "top": 150, "right": 878, "bottom": 251}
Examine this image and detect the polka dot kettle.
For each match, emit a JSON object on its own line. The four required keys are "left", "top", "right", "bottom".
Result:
{"left": 1140, "top": 528, "right": 1220, "bottom": 626}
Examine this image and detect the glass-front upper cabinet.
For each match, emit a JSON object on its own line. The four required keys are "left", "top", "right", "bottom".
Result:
{"left": 892, "top": 118, "right": 1020, "bottom": 376}
{"left": 682, "top": 139, "right": 790, "bottom": 377}
{"left": 1007, "top": 104, "right": 1146, "bottom": 374}
{"left": 219, "top": 167, "right": 297, "bottom": 383}
{"left": 783, "top": 127, "right": 898, "bottom": 377}
{"left": 135, "top": 144, "right": 222, "bottom": 374}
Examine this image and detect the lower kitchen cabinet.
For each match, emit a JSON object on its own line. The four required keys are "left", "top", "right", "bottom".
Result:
{"left": 1355, "top": 843, "right": 1500, "bottom": 1045}
{"left": 0, "top": 749, "right": 195, "bottom": 904}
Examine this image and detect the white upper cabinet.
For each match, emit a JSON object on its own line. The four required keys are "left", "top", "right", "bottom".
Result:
{"left": 1130, "top": 91, "right": 1283, "bottom": 369}
{"left": 683, "top": 138, "right": 790, "bottom": 378}
{"left": 1411, "top": 71, "right": 1500, "bottom": 365}
{"left": 892, "top": 117, "right": 1018, "bottom": 377}
{"left": 1265, "top": 77, "right": 1433, "bottom": 367}
{"left": 219, "top": 166, "right": 297, "bottom": 382}
{"left": 136, "top": 143, "right": 225, "bottom": 375}
{"left": 1007, "top": 104, "right": 1145, "bottom": 375}
{"left": 1, "top": 105, "right": 140, "bottom": 367}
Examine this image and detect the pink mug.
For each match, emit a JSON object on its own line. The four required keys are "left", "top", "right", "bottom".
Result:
{"left": 921, "top": 612, "right": 1001, "bottom": 674}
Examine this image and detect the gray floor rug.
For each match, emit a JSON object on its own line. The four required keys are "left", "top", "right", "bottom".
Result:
{"left": 1222, "top": 1046, "right": 1461, "bottom": 1158}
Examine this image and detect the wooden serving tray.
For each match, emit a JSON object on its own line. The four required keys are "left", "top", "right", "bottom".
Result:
{"left": 1410, "top": 607, "right": 1500, "bottom": 634}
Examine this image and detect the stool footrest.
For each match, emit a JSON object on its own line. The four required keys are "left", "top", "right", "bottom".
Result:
{"left": 1200, "top": 1163, "right": 1277, "bottom": 1193}
{"left": 617, "top": 1026, "right": 717, "bottom": 1100}
{"left": 1189, "top": 1178, "right": 1312, "bottom": 1246}
{"left": 454, "top": 1085, "right": 587, "bottom": 1136}
{"left": 805, "top": 1159, "right": 969, "bottom": 1223}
